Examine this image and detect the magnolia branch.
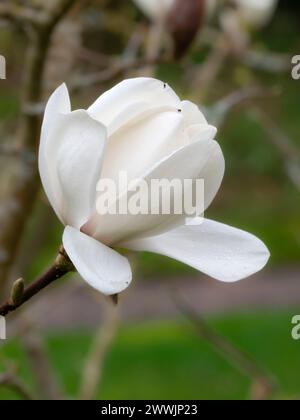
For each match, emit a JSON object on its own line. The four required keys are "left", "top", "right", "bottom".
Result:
{"left": 71, "top": 56, "right": 165, "bottom": 90}
{"left": 0, "top": 248, "right": 74, "bottom": 317}
{"left": 252, "top": 107, "right": 300, "bottom": 192}
{"left": 79, "top": 301, "right": 119, "bottom": 400}
{"left": 174, "top": 295, "right": 277, "bottom": 400}
{"left": 0, "top": 3, "right": 46, "bottom": 26}
{"left": 211, "top": 86, "right": 278, "bottom": 126}
{"left": 0, "top": 371, "right": 35, "bottom": 400}
{"left": 21, "top": 320, "right": 63, "bottom": 400}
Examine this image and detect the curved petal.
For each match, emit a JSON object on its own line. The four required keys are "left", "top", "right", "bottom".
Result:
{"left": 41, "top": 109, "right": 107, "bottom": 228}
{"left": 41, "top": 83, "right": 71, "bottom": 140}
{"left": 88, "top": 78, "right": 180, "bottom": 130}
{"left": 39, "top": 84, "right": 71, "bottom": 219}
{"left": 101, "top": 110, "right": 185, "bottom": 184}
{"left": 122, "top": 218, "right": 270, "bottom": 282}
{"left": 201, "top": 140, "right": 225, "bottom": 211}
{"left": 181, "top": 100, "right": 208, "bottom": 126}
{"left": 84, "top": 137, "right": 217, "bottom": 245}
{"left": 63, "top": 226, "right": 132, "bottom": 295}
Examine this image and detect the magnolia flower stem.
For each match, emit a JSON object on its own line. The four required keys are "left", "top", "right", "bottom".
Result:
{"left": 174, "top": 294, "right": 277, "bottom": 400}
{"left": 0, "top": 248, "right": 74, "bottom": 317}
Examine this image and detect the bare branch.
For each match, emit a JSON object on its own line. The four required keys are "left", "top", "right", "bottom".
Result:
{"left": 0, "top": 0, "right": 79, "bottom": 295}
{"left": 241, "top": 49, "right": 290, "bottom": 74}
{"left": 192, "top": 36, "right": 231, "bottom": 102}
{"left": 252, "top": 107, "right": 300, "bottom": 192}
{"left": 21, "top": 319, "right": 63, "bottom": 400}
{"left": 79, "top": 301, "right": 119, "bottom": 400}
{"left": 210, "top": 86, "right": 278, "bottom": 126}
{"left": 45, "top": 0, "right": 79, "bottom": 32}
{"left": 0, "top": 3, "right": 46, "bottom": 26}
{"left": 0, "top": 248, "right": 74, "bottom": 317}
{"left": 174, "top": 294, "right": 277, "bottom": 400}
{"left": 71, "top": 56, "right": 165, "bottom": 90}
{"left": 0, "top": 371, "right": 35, "bottom": 400}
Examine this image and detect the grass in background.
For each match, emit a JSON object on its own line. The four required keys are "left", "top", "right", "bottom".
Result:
{"left": 0, "top": 310, "right": 299, "bottom": 400}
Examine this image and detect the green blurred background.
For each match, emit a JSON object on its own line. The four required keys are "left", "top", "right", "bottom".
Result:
{"left": 0, "top": 0, "right": 300, "bottom": 400}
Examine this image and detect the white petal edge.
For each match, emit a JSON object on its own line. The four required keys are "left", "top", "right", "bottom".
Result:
{"left": 55, "top": 110, "right": 107, "bottom": 228}
{"left": 63, "top": 226, "right": 132, "bottom": 295}
{"left": 41, "top": 83, "right": 71, "bottom": 141}
{"left": 121, "top": 218, "right": 270, "bottom": 282}
{"left": 88, "top": 78, "right": 180, "bottom": 127}
{"left": 39, "top": 83, "right": 71, "bottom": 220}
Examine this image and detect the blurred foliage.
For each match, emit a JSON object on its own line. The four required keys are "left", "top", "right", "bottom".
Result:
{"left": 1, "top": 310, "right": 300, "bottom": 400}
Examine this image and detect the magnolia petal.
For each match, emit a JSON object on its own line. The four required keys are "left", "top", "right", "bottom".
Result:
{"left": 122, "top": 218, "right": 270, "bottom": 282}
{"left": 85, "top": 137, "right": 215, "bottom": 245}
{"left": 101, "top": 110, "right": 185, "bottom": 184}
{"left": 63, "top": 226, "right": 132, "bottom": 295}
{"left": 55, "top": 110, "right": 107, "bottom": 228}
{"left": 41, "top": 109, "right": 106, "bottom": 228}
{"left": 181, "top": 100, "right": 208, "bottom": 126}
{"left": 201, "top": 140, "right": 225, "bottom": 210}
{"left": 106, "top": 102, "right": 178, "bottom": 136}
{"left": 88, "top": 78, "right": 180, "bottom": 128}
{"left": 39, "top": 84, "right": 71, "bottom": 221}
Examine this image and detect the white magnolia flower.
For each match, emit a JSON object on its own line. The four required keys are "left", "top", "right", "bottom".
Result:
{"left": 132, "top": 0, "right": 175, "bottom": 21}
{"left": 233, "top": 0, "right": 278, "bottom": 29}
{"left": 39, "top": 77, "right": 270, "bottom": 295}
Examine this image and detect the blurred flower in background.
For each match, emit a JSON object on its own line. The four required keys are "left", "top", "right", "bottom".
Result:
{"left": 132, "top": 0, "right": 175, "bottom": 21}
{"left": 233, "top": 0, "right": 279, "bottom": 30}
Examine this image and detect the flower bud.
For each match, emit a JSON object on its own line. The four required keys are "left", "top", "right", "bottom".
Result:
{"left": 167, "top": 0, "right": 206, "bottom": 59}
{"left": 10, "top": 278, "right": 24, "bottom": 306}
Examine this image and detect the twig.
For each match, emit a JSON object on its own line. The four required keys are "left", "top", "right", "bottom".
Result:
{"left": 210, "top": 86, "right": 278, "bottom": 126}
{"left": 241, "top": 49, "right": 290, "bottom": 74}
{"left": 0, "top": 247, "right": 73, "bottom": 317}
{"left": 21, "top": 319, "right": 63, "bottom": 400}
{"left": 79, "top": 300, "right": 119, "bottom": 400}
{"left": 122, "top": 23, "right": 147, "bottom": 62}
{"left": 0, "top": 371, "right": 35, "bottom": 400}
{"left": 45, "top": 0, "right": 79, "bottom": 33}
{"left": 0, "top": 3, "right": 47, "bottom": 26}
{"left": 70, "top": 56, "right": 165, "bottom": 90}
{"left": 193, "top": 36, "right": 231, "bottom": 102}
{"left": 252, "top": 107, "right": 300, "bottom": 192}
{"left": 174, "top": 294, "right": 277, "bottom": 400}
